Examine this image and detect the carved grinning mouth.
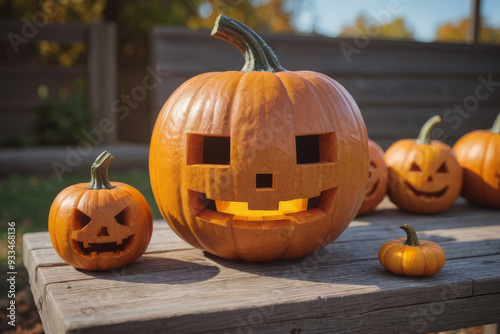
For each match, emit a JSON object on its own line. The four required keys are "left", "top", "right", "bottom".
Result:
{"left": 366, "top": 180, "right": 380, "bottom": 197}
{"left": 404, "top": 181, "right": 448, "bottom": 198}
{"left": 190, "top": 188, "right": 336, "bottom": 222}
{"left": 73, "top": 235, "right": 134, "bottom": 256}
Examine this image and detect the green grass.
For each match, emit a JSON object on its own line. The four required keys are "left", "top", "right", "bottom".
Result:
{"left": 0, "top": 169, "right": 162, "bottom": 238}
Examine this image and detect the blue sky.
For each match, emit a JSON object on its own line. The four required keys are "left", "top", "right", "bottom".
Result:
{"left": 287, "top": 0, "right": 500, "bottom": 42}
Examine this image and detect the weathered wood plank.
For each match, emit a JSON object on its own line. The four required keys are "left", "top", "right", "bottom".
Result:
{"left": 31, "top": 254, "right": 500, "bottom": 334}
{"left": 24, "top": 196, "right": 500, "bottom": 333}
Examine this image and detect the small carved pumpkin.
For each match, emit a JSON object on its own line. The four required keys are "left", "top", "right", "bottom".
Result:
{"left": 385, "top": 115, "right": 462, "bottom": 213}
{"left": 49, "top": 151, "right": 153, "bottom": 271}
{"left": 149, "top": 15, "right": 369, "bottom": 261}
{"left": 379, "top": 224, "right": 446, "bottom": 276}
{"left": 357, "top": 139, "right": 388, "bottom": 215}
{"left": 452, "top": 113, "right": 500, "bottom": 208}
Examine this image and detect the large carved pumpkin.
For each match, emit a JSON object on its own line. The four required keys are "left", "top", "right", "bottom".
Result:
{"left": 357, "top": 139, "right": 388, "bottom": 215}
{"left": 452, "top": 113, "right": 500, "bottom": 208}
{"left": 49, "top": 151, "right": 153, "bottom": 271}
{"left": 385, "top": 115, "right": 462, "bottom": 214}
{"left": 150, "top": 15, "right": 368, "bottom": 261}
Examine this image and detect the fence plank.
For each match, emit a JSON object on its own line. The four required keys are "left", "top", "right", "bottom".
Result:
{"left": 149, "top": 27, "right": 500, "bottom": 145}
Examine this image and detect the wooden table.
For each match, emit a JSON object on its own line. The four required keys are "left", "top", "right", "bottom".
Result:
{"left": 23, "top": 197, "right": 500, "bottom": 334}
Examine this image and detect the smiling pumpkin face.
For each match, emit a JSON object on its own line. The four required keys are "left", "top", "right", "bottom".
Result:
{"left": 149, "top": 15, "right": 368, "bottom": 261}
{"left": 49, "top": 152, "right": 153, "bottom": 271}
{"left": 385, "top": 116, "right": 462, "bottom": 214}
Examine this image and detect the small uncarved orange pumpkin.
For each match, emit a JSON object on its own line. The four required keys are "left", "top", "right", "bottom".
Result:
{"left": 452, "top": 113, "right": 500, "bottom": 208}
{"left": 149, "top": 15, "right": 369, "bottom": 261}
{"left": 358, "top": 139, "right": 388, "bottom": 215}
{"left": 385, "top": 115, "right": 462, "bottom": 214}
{"left": 378, "top": 224, "right": 446, "bottom": 276}
{"left": 49, "top": 151, "right": 153, "bottom": 271}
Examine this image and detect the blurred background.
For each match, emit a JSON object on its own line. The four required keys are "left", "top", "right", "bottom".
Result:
{"left": 0, "top": 1, "right": 499, "bottom": 332}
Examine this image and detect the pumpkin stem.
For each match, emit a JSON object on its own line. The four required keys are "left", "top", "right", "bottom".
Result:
{"left": 89, "top": 151, "right": 115, "bottom": 190}
{"left": 416, "top": 115, "right": 442, "bottom": 144}
{"left": 490, "top": 112, "right": 500, "bottom": 134}
{"left": 211, "top": 14, "right": 286, "bottom": 73}
{"left": 400, "top": 224, "right": 420, "bottom": 246}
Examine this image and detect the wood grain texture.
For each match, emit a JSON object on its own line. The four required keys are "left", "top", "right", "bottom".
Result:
{"left": 23, "top": 197, "right": 500, "bottom": 333}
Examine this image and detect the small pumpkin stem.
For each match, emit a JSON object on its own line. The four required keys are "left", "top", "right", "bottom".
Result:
{"left": 417, "top": 115, "right": 442, "bottom": 144}
{"left": 89, "top": 151, "right": 115, "bottom": 190}
{"left": 211, "top": 14, "right": 285, "bottom": 73}
{"left": 400, "top": 224, "right": 420, "bottom": 246}
{"left": 490, "top": 112, "right": 500, "bottom": 134}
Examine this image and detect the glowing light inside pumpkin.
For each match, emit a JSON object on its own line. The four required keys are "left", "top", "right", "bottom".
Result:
{"left": 215, "top": 198, "right": 308, "bottom": 221}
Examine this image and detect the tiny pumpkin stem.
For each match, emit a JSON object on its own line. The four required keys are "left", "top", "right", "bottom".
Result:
{"left": 417, "top": 115, "right": 442, "bottom": 144}
{"left": 490, "top": 112, "right": 500, "bottom": 134}
{"left": 400, "top": 224, "right": 420, "bottom": 246}
{"left": 89, "top": 151, "right": 115, "bottom": 190}
{"left": 211, "top": 14, "right": 286, "bottom": 73}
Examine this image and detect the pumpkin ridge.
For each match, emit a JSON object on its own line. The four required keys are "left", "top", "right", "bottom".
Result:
{"left": 150, "top": 73, "right": 219, "bottom": 225}
{"left": 49, "top": 186, "right": 86, "bottom": 259}
{"left": 65, "top": 188, "right": 93, "bottom": 268}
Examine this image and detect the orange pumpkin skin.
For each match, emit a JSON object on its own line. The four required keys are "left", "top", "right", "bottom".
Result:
{"left": 358, "top": 139, "right": 388, "bottom": 215}
{"left": 149, "top": 15, "right": 368, "bottom": 261}
{"left": 49, "top": 153, "right": 153, "bottom": 271}
{"left": 385, "top": 116, "right": 462, "bottom": 214}
{"left": 378, "top": 225, "right": 446, "bottom": 276}
{"left": 452, "top": 113, "right": 500, "bottom": 208}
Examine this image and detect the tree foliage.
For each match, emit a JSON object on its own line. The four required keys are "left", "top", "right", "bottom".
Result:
{"left": 1, "top": 0, "right": 296, "bottom": 65}
{"left": 338, "top": 15, "right": 414, "bottom": 41}
{"left": 435, "top": 18, "right": 500, "bottom": 44}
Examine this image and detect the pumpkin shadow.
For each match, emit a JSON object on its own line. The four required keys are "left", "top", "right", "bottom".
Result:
{"left": 79, "top": 256, "right": 220, "bottom": 284}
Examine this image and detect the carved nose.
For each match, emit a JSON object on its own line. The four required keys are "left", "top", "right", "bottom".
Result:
{"left": 98, "top": 227, "right": 110, "bottom": 237}
{"left": 427, "top": 175, "right": 433, "bottom": 182}
{"left": 256, "top": 173, "right": 273, "bottom": 189}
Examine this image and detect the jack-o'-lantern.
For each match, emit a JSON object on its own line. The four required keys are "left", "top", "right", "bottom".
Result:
{"left": 149, "top": 15, "right": 369, "bottom": 261}
{"left": 49, "top": 151, "right": 153, "bottom": 271}
{"left": 452, "top": 113, "right": 500, "bottom": 208}
{"left": 385, "top": 115, "right": 462, "bottom": 214}
{"left": 358, "top": 139, "right": 388, "bottom": 215}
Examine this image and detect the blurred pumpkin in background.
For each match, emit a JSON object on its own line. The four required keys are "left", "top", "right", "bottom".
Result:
{"left": 453, "top": 113, "right": 500, "bottom": 208}
{"left": 358, "top": 139, "right": 388, "bottom": 215}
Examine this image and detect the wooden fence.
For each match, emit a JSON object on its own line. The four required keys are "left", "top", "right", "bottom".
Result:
{"left": 0, "top": 21, "right": 117, "bottom": 144}
{"left": 149, "top": 26, "right": 500, "bottom": 148}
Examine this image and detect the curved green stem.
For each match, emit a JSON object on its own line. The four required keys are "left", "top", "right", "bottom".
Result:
{"left": 89, "top": 151, "right": 115, "bottom": 190}
{"left": 490, "top": 112, "right": 500, "bottom": 134}
{"left": 211, "top": 14, "right": 285, "bottom": 73}
{"left": 400, "top": 224, "right": 420, "bottom": 246}
{"left": 417, "top": 115, "right": 442, "bottom": 144}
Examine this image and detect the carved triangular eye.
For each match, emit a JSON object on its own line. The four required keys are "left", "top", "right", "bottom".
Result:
{"left": 437, "top": 162, "right": 448, "bottom": 173}
{"left": 74, "top": 209, "right": 91, "bottom": 230}
{"left": 370, "top": 161, "right": 377, "bottom": 168}
{"left": 115, "top": 207, "right": 128, "bottom": 225}
{"left": 410, "top": 162, "right": 422, "bottom": 172}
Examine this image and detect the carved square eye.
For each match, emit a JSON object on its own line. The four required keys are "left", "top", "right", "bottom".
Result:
{"left": 436, "top": 162, "right": 448, "bottom": 173}
{"left": 296, "top": 132, "right": 337, "bottom": 165}
{"left": 410, "top": 162, "right": 422, "bottom": 172}
{"left": 187, "top": 134, "right": 230, "bottom": 165}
